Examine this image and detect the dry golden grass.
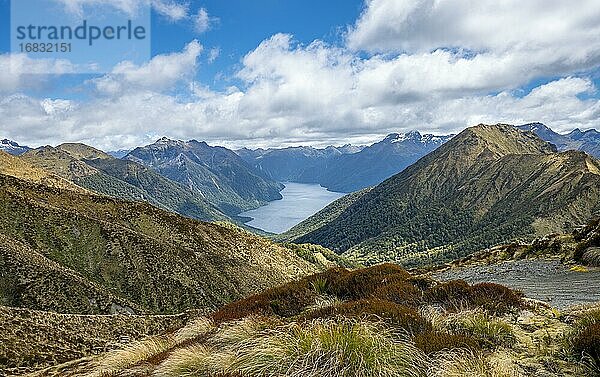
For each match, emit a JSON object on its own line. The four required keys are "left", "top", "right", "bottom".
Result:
{"left": 0, "top": 151, "right": 86, "bottom": 192}
{"left": 86, "top": 316, "right": 215, "bottom": 377}
{"left": 429, "top": 350, "right": 525, "bottom": 377}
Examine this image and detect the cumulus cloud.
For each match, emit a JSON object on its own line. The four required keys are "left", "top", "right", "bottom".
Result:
{"left": 347, "top": 0, "right": 600, "bottom": 91}
{"left": 2, "top": 1, "right": 600, "bottom": 150}
{"left": 0, "top": 54, "right": 76, "bottom": 93}
{"left": 90, "top": 40, "right": 203, "bottom": 95}
{"left": 347, "top": 0, "right": 600, "bottom": 54}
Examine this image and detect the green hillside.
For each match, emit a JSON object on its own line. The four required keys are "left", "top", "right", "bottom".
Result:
{"left": 285, "top": 124, "right": 600, "bottom": 266}
{"left": 21, "top": 144, "right": 227, "bottom": 222}
{"left": 0, "top": 172, "right": 319, "bottom": 315}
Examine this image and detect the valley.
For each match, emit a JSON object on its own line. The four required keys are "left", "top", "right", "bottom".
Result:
{"left": 2, "top": 123, "right": 600, "bottom": 376}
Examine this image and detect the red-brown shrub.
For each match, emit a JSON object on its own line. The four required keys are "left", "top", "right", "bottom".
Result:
{"left": 327, "top": 263, "right": 412, "bottom": 300}
{"left": 413, "top": 331, "right": 480, "bottom": 354}
{"left": 572, "top": 323, "right": 600, "bottom": 365}
{"left": 303, "top": 298, "right": 431, "bottom": 334}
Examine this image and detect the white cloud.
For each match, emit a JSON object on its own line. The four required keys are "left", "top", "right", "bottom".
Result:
{"left": 56, "top": 0, "right": 191, "bottom": 22}
{"left": 208, "top": 47, "right": 221, "bottom": 63}
{"left": 90, "top": 40, "right": 203, "bottom": 95}
{"left": 2, "top": 1, "right": 600, "bottom": 150}
{"left": 348, "top": 0, "right": 600, "bottom": 54}
{"left": 151, "top": 0, "right": 189, "bottom": 21}
{"left": 194, "top": 8, "right": 215, "bottom": 34}
{"left": 0, "top": 54, "right": 76, "bottom": 93}
{"left": 346, "top": 0, "right": 600, "bottom": 91}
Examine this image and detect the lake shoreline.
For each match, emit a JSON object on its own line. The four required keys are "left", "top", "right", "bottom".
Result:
{"left": 239, "top": 182, "right": 345, "bottom": 234}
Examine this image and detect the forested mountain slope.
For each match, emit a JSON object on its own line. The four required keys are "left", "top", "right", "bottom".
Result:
{"left": 287, "top": 124, "right": 600, "bottom": 266}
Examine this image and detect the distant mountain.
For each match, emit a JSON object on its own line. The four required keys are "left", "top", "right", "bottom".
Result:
{"left": 518, "top": 123, "right": 600, "bottom": 158}
{"left": 21, "top": 143, "right": 227, "bottom": 222}
{"left": 0, "top": 139, "right": 31, "bottom": 156}
{"left": 126, "top": 138, "right": 284, "bottom": 215}
{"left": 107, "top": 149, "right": 132, "bottom": 158}
{"left": 298, "top": 131, "right": 453, "bottom": 192}
{"left": 238, "top": 145, "right": 349, "bottom": 182}
{"left": 239, "top": 132, "right": 452, "bottom": 193}
{"left": 282, "top": 124, "right": 600, "bottom": 266}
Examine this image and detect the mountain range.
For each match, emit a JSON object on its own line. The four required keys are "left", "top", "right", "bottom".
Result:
{"left": 281, "top": 124, "right": 600, "bottom": 266}
{"left": 0, "top": 139, "right": 31, "bottom": 156}
{"left": 20, "top": 143, "right": 227, "bottom": 222}
{"left": 237, "top": 131, "right": 453, "bottom": 192}
{"left": 125, "top": 137, "right": 284, "bottom": 215}
{"left": 3, "top": 122, "right": 599, "bottom": 202}
{"left": 518, "top": 122, "right": 600, "bottom": 158}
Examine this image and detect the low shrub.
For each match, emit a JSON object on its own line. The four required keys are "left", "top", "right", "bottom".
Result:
{"left": 413, "top": 331, "right": 480, "bottom": 354}
{"left": 326, "top": 263, "right": 412, "bottom": 300}
{"left": 571, "top": 323, "right": 600, "bottom": 367}
{"left": 423, "top": 281, "right": 523, "bottom": 314}
{"left": 468, "top": 283, "right": 523, "bottom": 314}
{"left": 211, "top": 278, "right": 316, "bottom": 322}
{"left": 303, "top": 299, "right": 431, "bottom": 334}
{"left": 373, "top": 281, "right": 423, "bottom": 306}
{"left": 423, "top": 280, "right": 472, "bottom": 310}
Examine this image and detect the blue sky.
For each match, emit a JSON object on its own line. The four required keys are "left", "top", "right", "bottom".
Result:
{"left": 0, "top": 0, "right": 364, "bottom": 97}
{"left": 1, "top": 0, "right": 599, "bottom": 150}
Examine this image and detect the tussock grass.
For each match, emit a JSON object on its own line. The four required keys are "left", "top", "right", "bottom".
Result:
{"left": 174, "top": 317, "right": 215, "bottom": 343}
{"left": 226, "top": 319, "right": 427, "bottom": 377}
{"left": 89, "top": 317, "right": 215, "bottom": 376}
{"left": 91, "top": 335, "right": 175, "bottom": 376}
{"left": 582, "top": 247, "right": 600, "bottom": 267}
{"left": 153, "top": 345, "right": 227, "bottom": 377}
{"left": 429, "top": 350, "right": 525, "bottom": 377}
{"left": 154, "top": 317, "right": 428, "bottom": 377}
{"left": 445, "top": 310, "right": 516, "bottom": 348}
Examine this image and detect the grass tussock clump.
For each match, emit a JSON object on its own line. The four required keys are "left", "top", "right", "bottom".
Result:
{"left": 429, "top": 350, "right": 525, "bottom": 377}
{"left": 92, "top": 335, "right": 175, "bottom": 376}
{"left": 154, "top": 318, "right": 428, "bottom": 377}
{"left": 90, "top": 317, "right": 215, "bottom": 376}
{"left": 570, "top": 322, "right": 600, "bottom": 370}
{"left": 446, "top": 310, "right": 516, "bottom": 348}
{"left": 227, "top": 319, "right": 427, "bottom": 377}
{"left": 581, "top": 247, "right": 600, "bottom": 267}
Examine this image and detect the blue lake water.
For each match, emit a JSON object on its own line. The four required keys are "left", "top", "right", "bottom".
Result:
{"left": 240, "top": 182, "right": 345, "bottom": 234}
